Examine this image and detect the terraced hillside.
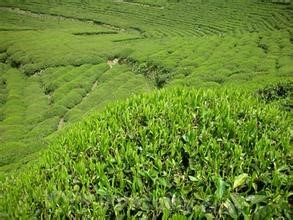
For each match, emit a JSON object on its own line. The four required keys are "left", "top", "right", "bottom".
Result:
{"left": 0, "top": 0, "right": 292, "bottom": 218}
{"left": 1, "top": 0, "right": 293, "bottom": 37}
{"left": 0, "top": 0, "right": 292, "bottom": 172}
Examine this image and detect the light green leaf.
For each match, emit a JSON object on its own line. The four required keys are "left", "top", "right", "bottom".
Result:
{"left": 223, "top": 199, "right": 238, "bottom": 219}
{"left": 233, "top": 173, "right": 248, "bottom": 190}
{"left": 160, "top": 197, "right": 171, "bottom": 209}
{"left": 205, "top": 213, "right": 214, "bottom": 220}
{"left": 230, "top": 193, "right": 249, "bottom": 210}
{"left": 215, "top": 177, "right": 226, "bottom": 201}
{"left": 246, "top": 195, "right": 267, "bottom": 205}
{"left": 188, "top": 176, "right": 197, "bottom": 182}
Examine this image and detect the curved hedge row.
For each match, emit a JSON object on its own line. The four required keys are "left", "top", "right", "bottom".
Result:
{"left": 0, "top": 88, "right": 292, "bottom": 219}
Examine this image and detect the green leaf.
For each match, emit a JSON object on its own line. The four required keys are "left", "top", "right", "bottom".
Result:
{"left": 253, "top": 206, "right": 272, "bottom": 220}
{"left": 233, "top": 173, "right": 248, "bottom": 190}
{"left": 215, "top": 177, "right": 226, "bottom": 201}
{"left": 171, "top": 214, "right": 188, "bottom": 220}
{"left": 160, "top": 197, "right": 171, "bottom": 209}
{"left": 230, "top": 193, "right": 249, "bottom": 211}
{"left": 114, "top": 203, "right": 125, "bottom": 215}
{"left": 188, "top": 176, "right": 197, "bottom": 182}
{"left": 223, "top": 199, "right": 238, "bottom": 219}
{"left": 246, "top": 195, "right": 267, "bottom": 205}
{"left": 73, "top": 185, "right": 80, "bottom": 192}
{"left": 182, "top": 134, "right": 189, "bottom": 143}
{"left": 205, "top": 213, "right": 214, "bottom": 220}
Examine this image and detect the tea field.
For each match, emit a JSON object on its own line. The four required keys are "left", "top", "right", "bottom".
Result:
{"left": 0, "top": 0, "right": 292, "bottom": 218}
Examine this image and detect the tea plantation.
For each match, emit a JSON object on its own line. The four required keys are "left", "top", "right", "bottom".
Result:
{"left": 0, "top": 0, "right": 292, "bottom": 218}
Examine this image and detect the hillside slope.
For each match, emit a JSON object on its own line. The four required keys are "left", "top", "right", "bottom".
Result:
{"left": 0, "top": 0, "right": 292, "bottom": 217}
{"left": 0, "top": 0, "right": 292, "bottom": 172}
{"left": 1, "top": 88, "right": 292, "bottom": 219}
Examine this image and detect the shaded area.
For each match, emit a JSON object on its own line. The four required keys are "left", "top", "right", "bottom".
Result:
{"left": 73, "top": 31, "right": 118, "bottom": 36}
{"left": 257, "top": 81, "right": 293, "bottom": 111}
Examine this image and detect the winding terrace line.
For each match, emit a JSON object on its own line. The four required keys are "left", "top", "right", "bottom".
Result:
{"left": 2, "top": 50, "right": 106, "bottom": 77}
{"left": 114, "top": 0, "right": 164, "bottom": 9}
{"left": 73, "top": 31, "right": 118, "bottom": 36}
{"left": 0, "top": 6, "right": 125, "bottom": 32}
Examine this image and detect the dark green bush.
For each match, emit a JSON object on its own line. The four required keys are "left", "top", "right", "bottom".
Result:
{"left": 257, "top": 82, "right": 293, "bottom": 111}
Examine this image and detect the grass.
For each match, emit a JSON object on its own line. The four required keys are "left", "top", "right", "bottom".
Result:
{"left": 0, "top": 0, "right": 292, "bottom": 218}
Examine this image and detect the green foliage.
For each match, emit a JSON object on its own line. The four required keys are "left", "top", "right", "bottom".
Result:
{"left": 0, "top": 0, "right": 292, "bottom": 218}
{"left": 258, "top": 81, "right": 293, "bottom": 102}
{"left": 257, "top": 81, "right": 293, "bottom": 111}
{"left": 119, "top": 58, "right": 171, "bottom": 88}
{"left": 0, "top": 88, "right": 291, "bottom": 218}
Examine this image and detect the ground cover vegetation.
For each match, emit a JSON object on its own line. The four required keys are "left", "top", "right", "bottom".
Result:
{"left": 0, "top": 0, "right": 292, "bottom": 218}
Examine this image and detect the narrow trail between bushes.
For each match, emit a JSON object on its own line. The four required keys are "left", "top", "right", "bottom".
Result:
{"left": 55, "top": 72, "right": 106, "bottom": 130}
{"left": 56, "top": 80, "right": 99, "bottom": 131}
{"left": 85, "top": 80, "right": 98, "bottom": 98}
{"left": 114, "top": 0, "right": 164, "bottom": 9}
{"left": 45, "top": 94, "right": 52, "bottom": 104}
{"left": 107, "top": 58, "right": 119, "bottom": 69}
{"left": 57, "top": 117, "right": 64, "bottom": 130}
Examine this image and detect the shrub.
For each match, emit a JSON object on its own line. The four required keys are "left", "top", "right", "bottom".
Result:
{"left": 56, "top": 90, "right": 84, "bottom": 109}
{"left": 0, "top": 53, "right": 7, "bottom": 63}
{"left": 44, "top": 105, "right": 68, "bottom": 118}
{"left": 27, "top": 117, "right": 60, "bottom": 139}
{"left": 0, "top": 142, "right": 27, "bottom": 167}
{"left": 0, "top": 88, "right": 291, "bottom": 219}
{"left": 257, "top": 81, "right": 293, "bottom": 111}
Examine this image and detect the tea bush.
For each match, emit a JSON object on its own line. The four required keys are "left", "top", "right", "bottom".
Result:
{"left": 0, "top": 0, "right": 292, "bottom": 217}
{"left": 0, "top": 88, "right": 291, "bottom": 219}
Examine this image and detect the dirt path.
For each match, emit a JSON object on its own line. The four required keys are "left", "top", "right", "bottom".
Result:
{"left": 107, "top": 58, "right": 119, "bottom": 69}
{"left": 86, "top": 80, "right": 98, "bottom": 98}
{"left": 57, "top": 117, "right": 65, "bottom": 130}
